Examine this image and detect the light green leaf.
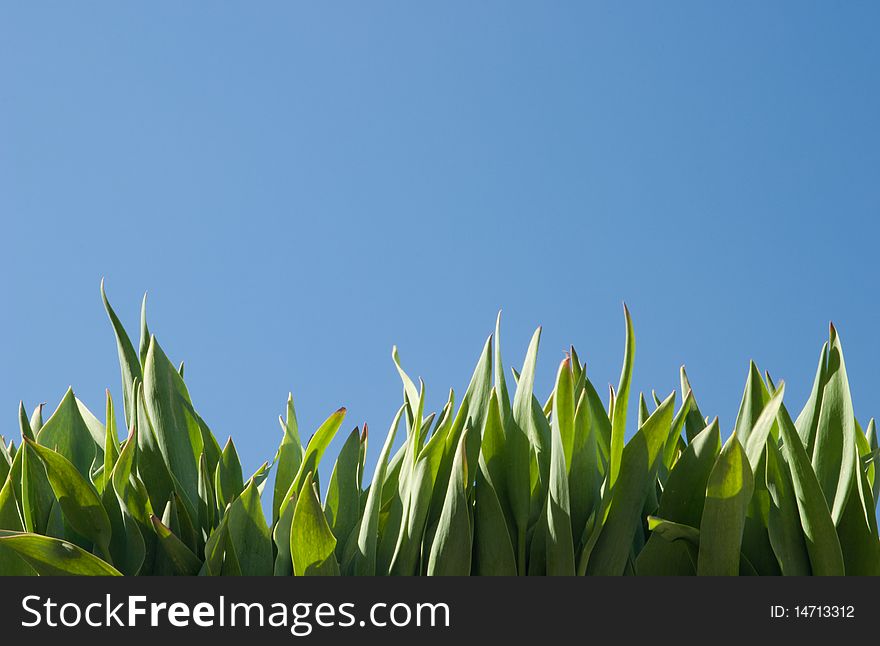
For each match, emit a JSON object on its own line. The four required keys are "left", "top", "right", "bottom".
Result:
{"left": 101, "top": 390, "right": 120, "bottom": 494}
{"left": 389, "top": 416, "right": 449, "bottom": 575}
{"left": 135, "top": 380, "right": 174, "bottom": 514}
{"left": 26, "top": 439, "right": 112, "bottom": 560}
{"left": 867, "top": 419, "right": 878, "bottom": 508}
{"left": 347, "top": 405, "right": 404, "bottom": 576}
{"left": 18, "top": 407, "right": 54, "bottom": 534}
{"left": 0, "top": 477, "right": 34, "bottom": 574}
{"left": 813, "top": 325, "right": 856, "bottom": 524}
{"left": 101, "top": 280, "right": 144, "bottom": 428}
{"left": 546, "top": 358, "right": 575, "bottom": 575}
{"left": 609, "top": 304, "right": 635, "bottom": 487}
{"left": 743, "top": 382, "right": 786, "bottom": 471}
{"left": 585, "top": 392, "right": 674, "bottom": 575}
{"left": 291, "top": 473, "right": 339, "bottom": 576}
{"left": 647, "top": 516, "right": 701, "bottom": 545}
{"left": 795, "top": 342, "right": 829, "bottom": 455}
{"left": 286, "top": 407, "right": 347, "bottom": 506}
{"left": 324, "top": 427, "right": 362, "bottom": 561}
{"left": 143, "top": 336, "right": 202, "bottom": 520}
{"left": 30, "top": 403, "right": 44, "bottom": 435}
{"left": 272, "top": 393, "right": 303, "bottom": 524}
{"left": 472, "top": 464, "right": 516, "bottom": 575}
{"left": 765, "top": 437, "right": 811, "bottom": 575}
{"left": 215, "top": 437, "right": 244, "bottom": 509}
{"left": 698, "top": 434, "right": 753, "bottom": 576}
{"left": 0, "top": 531, "right": 121, "bottom": 576}
{"left": 507, "top": 327, "right": 541, "bottom": 572}
{"left": 427, "top": 430, "right": 472, "bottom": 575}
{"left": 776, "top": 402, "right": 844, "bottom": 575}
{"left": 635, "top": 418, "right": 720, "bottom": 575}
{"left": 733, "top": 362, "right": 770, "bottom": 445}
{"left": 36, "top": 388, "right": 98, "bottom": 478}
{"left": 227, "top": 481, "right": 273, "bottom": 576}
{"left": 569, "top": 390, "right": 600, "bottom": 547}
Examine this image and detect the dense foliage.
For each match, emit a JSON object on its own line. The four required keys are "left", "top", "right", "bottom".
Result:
{"left": 0, "top": 283, "right": 877, "bottom": 575}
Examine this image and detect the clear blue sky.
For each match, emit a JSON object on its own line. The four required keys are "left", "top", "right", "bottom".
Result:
{"left": 2, "top": 3, "right": 879, "bottom": 483}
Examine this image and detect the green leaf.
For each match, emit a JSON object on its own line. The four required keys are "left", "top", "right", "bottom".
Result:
{"left": 813, "top": 325, "right": 857, "bottom": 525}
{"left": 26, "top": 439, "right": 112, "bottom": 560}
{"left": 17, "top": 414, "right": 55, "bottom": 535}
{"left": 36, "top": 388, "right": 98, "bottom": 478}
{"left": 493, "top": 312, "right": 513, "bottom": 425}
{"left": 392, "top": 346, "right": 421, "bottom": 423}
{"left": 201, "top": 515, "right": 231, "bottom": 576}
{"left": 472, "top": 465, "right": 517, "bottom": 575}
{"left": 347, "top": 405, "right": 404, "bottom": 576}
{"left": 867, "top": 419, "right": 879, "bottom": 508}
{"left": 633, "top": 532, "right": 696, "bottom": 576}
{"left": 427, "top": 430, "right": 472, "bottom": 575}
{"left": 215, "top": 437, "right": 244, "bottom": 509}
{"left": 151, "top": 515, "right": 202, "bottom": 575}
{"left": 18, "top": 401, "right": 35, "bottom": 442}
{"left": 272, "top": 495, "right": 296, "bottom": 576}
{"left": 733, "top": 362, "right": 770, "bottom": 445}
{"left": 0, "top": 531, "right": 121, "bottom": 575}
{"left": 29, "top": 403, "right": 44, "bottom": 435}
{"left": 135, "top": 380, "right": 174, "bottom": 515}
{"left": 460, "top": 335, "right": 494, "bottom": 489}
{"left": 479, "top": 393, "right": 514, "bottom": 545}
{"left": 663, "top": 391, "right": 696, "bottom": 470}
{"left": 569, "top": 389, "right": 601, "bottom": 547}
{"left": 679, "top": 367, "right": 707, "bottom": 443}
{"left": 609, "top": 304, "right": 635, "bottom": 487}
{"left": 775, "top": 402, "right": 844, "bottom": 575}
{"left": 101, "top": 390, "right": 120, "bottom": 494}
{"left": 545, "top": 359, "right": 575, "bottom": 575}
{"left": 0, "top": 474, "right": 23, "bottom": 531}
{"left": 102, "top": 483, "right": 145, "bottom": 575}
{"left": 227, "top": 480, "right": 273, "bottom": 575}
{"left": 795, "top": 342, "right": 829, "bottom": 455}
{"left": 743, "top": 383, "right": 786, "bottom": 471}
{"left": 0, "top": 476, "right": 35, "bottom": 574}
{"left": 647, "top": 516, "right": 701, "bottom": 545}
{"left": 635, "top": 418, "right": 721, "bottom": 575}
{"left": 0, "top": 440, "right": 11, "bottom": 485}
{"left": 197, "top": 453, "right": 216, "bottom": 534}
{"left": 765, "top": 437, "right": 811, "bottom": 575}
{"left": 139, "top": 292, "right": 151, "bottom": 366}
{"left": 272, "top": 393, "right": 303, "bottom": 524}
{"left": 143, "top": 336, "right": 202, "bottom": 519}
{"left": 585, "top": 392, "right": 674, "bottom": 575}
{"left": 101, "top": 280, "right": 143, "bottom": 429}
{"left": 324, "top": 427, "right": 362, "bottom": 561}
{"left": 698, "top": 434, "right": 754, "bottom": 576}
{"left": 272, "top": 404, "right": 346, "bottom": 576}
{"left": 583, "top": 377, "right": 612, "bottom": 470}
{"left": 508, "top": 327, "right": 542, "bottom": 572}
{"left": 835, "top": 455, "right": 880, "bottom": 575}
{"left": 389, "top": 414, "right": 449, "bottom": 575}
{"left": 286, "top": 407, "right": 347, "bottom": 505}
{"left": 291, "top": 473, "right": 339, "bottom": 576}
{"left": 111, "top": 423, "right": 152, "bottom": 524}
{"left": 638, "top": 393, "right": 650, "bottom": 429}
{"left": 660, "top": 419, "right": 722, "bottom": 527}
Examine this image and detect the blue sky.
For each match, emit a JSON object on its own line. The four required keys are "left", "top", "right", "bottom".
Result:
{"left": 2, "top": 3, "right": 879, "bottom": 482}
